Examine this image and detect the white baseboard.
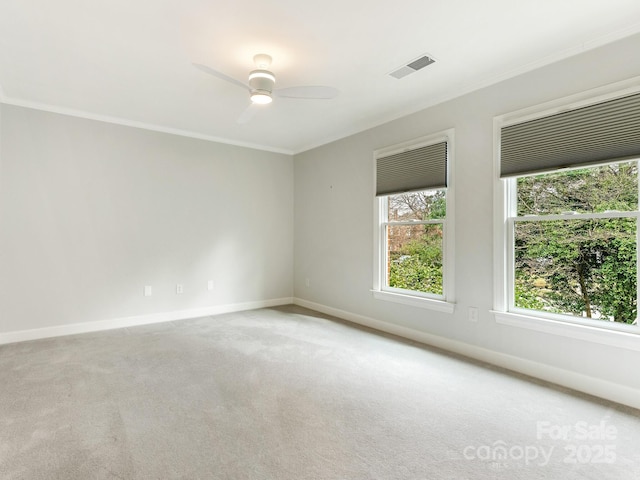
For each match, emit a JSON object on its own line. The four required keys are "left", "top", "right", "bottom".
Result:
{"left": 0, "top": 297, "right": 293, "bottom": 345}
{"left": 293, "top": 297, "right": 640, "bottom": 411}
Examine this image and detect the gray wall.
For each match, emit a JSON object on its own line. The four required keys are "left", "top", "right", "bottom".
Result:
{"left": 0, "top": 105, "right": 293, "bottom": 333}
{"left": 294, "top": 33, "right": 640, "bottom": 393}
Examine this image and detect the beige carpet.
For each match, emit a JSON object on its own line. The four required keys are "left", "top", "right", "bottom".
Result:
{"left": 1, "top": 305, "right": 638, "bottom": 479}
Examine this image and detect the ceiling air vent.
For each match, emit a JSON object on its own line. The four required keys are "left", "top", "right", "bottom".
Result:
{"left": 389, "top": 54, "right": 436, "bottom": 79}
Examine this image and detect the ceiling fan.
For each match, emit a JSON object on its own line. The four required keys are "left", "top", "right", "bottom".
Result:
{"left": 193, "top": 54, "right": 338, "bottom": 124}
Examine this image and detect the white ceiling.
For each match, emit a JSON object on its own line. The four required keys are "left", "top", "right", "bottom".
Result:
{"left": 1, "top": 1, "right": 640, "bottom": 154}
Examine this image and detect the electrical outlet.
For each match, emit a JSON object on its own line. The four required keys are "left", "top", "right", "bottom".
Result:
{"left": 207, "top": 280, "right": 214, "bottom": 291}
{"left": 144, "top": 286, "right": 152, "bottom": 297}
{"left": 468, "top": 307, "right": 478, "bottom": 322}
{"left": 305, "top": 278, "right": 310, "bottom": 288}
{"left": 176, "top": 284, "right": 184, "bottom": 294}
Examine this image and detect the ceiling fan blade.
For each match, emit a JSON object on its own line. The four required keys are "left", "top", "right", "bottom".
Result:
{"left": 192, "top": 63, "right": 249, "bottom": 91}
{"left": 237, "top": 103, "right": 261, "bottom": 125}
{"left": 274, "top": 86, "right": 339, "bottom": 100}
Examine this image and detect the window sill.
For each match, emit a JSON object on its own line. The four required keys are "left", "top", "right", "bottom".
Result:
{"left": 372, "top": 290, "right": 455, "bottom": 313}
{"left": 492, "top": 310, "right": 640, "bottom": 352}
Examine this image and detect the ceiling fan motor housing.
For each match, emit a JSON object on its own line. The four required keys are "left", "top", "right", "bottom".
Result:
{"left": 249, "top": 69, "right": 276, "bottom": 95}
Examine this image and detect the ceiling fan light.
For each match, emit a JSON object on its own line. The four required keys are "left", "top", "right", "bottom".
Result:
{"left": 251, "top": 91, "right": 272, "bottom": 104}
{"left": 248, "top": 69, "right": 275, "bottom": 104}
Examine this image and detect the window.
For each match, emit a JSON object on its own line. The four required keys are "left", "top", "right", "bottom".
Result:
{"left": 496, "top": 87, "right": 640, "bottom": 335}
{"left": 509, "top": 162, "right": 638, "bottom": 325}
{"left": 373, "top": 131, "right": 454, "bottom": 312}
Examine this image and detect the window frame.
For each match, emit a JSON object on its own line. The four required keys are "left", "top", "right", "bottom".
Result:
{"left": 493, "top": 78, "right": 640, "bottom": 350}
{"left": 372, "top": 130, "right": 455, "bottom": 313}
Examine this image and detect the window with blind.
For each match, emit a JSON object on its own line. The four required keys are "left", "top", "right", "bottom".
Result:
{"left": 498, "top": 90, "right": 640, "bottom": 329}
{"left": 373, "top": 130, "right": 455, "bottom": 310}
